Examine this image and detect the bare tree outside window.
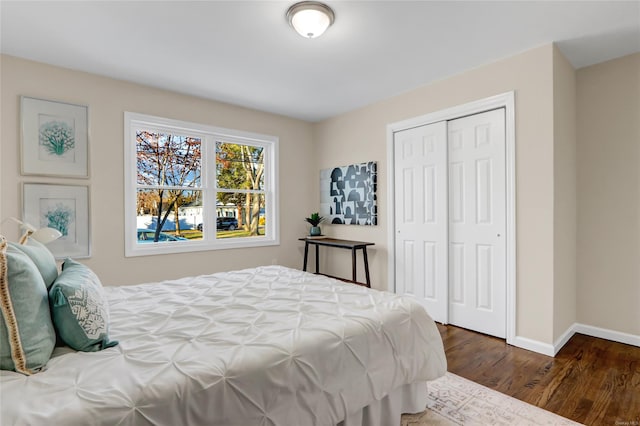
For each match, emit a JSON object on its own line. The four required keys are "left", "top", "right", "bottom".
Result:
{"left": 136, "top": 131, "right": 201, "bottom": 242}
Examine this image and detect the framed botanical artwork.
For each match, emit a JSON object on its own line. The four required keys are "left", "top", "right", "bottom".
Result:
{"left": 20, "top": 96, "right": 89, "bottom": 178}
{"left": 23, "top": 183, "right": 91, "bottom": 259}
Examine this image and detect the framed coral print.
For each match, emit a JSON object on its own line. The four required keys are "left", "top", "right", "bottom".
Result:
{"left": 23, "top": 183, "right": 91, "bottom": 259}
{"left": 20, "top": 96, "right": 89, "bottom": 178}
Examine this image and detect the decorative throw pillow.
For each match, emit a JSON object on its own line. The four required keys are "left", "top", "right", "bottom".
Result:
{"left": 49, "top": 258, "right": 118, "bottom": 352}
{"left": 10, "top": 238, "right": 58, "bottom": 289}
{"left": 0, "top": 237, "right": 56, "bottom": 375}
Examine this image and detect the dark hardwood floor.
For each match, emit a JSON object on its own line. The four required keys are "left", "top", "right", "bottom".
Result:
{"left": 437, "top": 324, "right": 640, "bottom": 426}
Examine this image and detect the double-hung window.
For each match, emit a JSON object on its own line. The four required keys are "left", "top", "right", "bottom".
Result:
{"left": 124, "top": 112, "right": 279, "bottom": 257}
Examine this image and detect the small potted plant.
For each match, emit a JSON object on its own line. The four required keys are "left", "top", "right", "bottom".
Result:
{"left": 304, "top": 212, "right": 324, "bottom": 236}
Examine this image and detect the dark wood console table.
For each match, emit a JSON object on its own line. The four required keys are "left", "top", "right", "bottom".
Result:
{"left": 299, "top": 237, "right": 374, "bottom": 287}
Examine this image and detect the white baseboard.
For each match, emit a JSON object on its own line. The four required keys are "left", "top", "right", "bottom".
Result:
{"left": 573, "top": 323, "right": 640, "bottom": 347}
{"left": 510, "top": 336, "right": 555, "bottom": 357}
{"left": 511, "top": 323, "right": 639, "bottom": 357}
{"left": 552, "top": 325, "right": 577, "bottom": 356}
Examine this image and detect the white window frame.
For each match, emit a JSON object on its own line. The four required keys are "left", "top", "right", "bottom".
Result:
{"left": 124, "top": 112, "right": 279, "bottom": 257}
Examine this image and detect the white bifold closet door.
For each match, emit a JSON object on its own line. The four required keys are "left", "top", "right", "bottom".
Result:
{"left": 394, "top": 108, "right": 506, "bottom": 338}
{"left": 394, "top": 121, "right": 449, "bottom": 324}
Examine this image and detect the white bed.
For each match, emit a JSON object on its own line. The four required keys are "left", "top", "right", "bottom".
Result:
{"left": 0, "top": 265, "right": 446, "bottom": 426}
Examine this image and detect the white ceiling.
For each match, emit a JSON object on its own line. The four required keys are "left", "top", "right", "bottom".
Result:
{"left": 2, "top": 1, "right": 639, "bottom": 122}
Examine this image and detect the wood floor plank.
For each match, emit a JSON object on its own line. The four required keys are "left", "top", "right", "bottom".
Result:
{"left": 437, "top": 324, "right": 640, "bottom": 425}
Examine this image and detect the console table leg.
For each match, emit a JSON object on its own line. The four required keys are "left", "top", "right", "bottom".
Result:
{"left": 303, "top": 242, "right": 310, "bottom": 271}
{"left": 352, "top": 248, "right": 357, "bottom": 282}
{"left": 315, "top": 244, "right": 319, "bottom": 274}
{"left": 363, "top": 247, "right": 371, "bottom": 288}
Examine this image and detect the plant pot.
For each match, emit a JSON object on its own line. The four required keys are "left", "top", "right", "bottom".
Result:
{"left": 309, "top": 226, "right": 321, "bottom": 236}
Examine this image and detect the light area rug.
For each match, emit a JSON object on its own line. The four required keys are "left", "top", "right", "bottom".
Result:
{"left": 402, "top": 373, "right": 583, "bottom": 426}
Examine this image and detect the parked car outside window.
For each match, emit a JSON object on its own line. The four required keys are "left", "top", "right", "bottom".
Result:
{"left": 137, "top": 229, "right": 187, "bottom": 243}
{"left": 196, "top": 217, "right": 239, "bottom": 231}
{"left": 217, "top": 217, "right": 238, "bottom": 230}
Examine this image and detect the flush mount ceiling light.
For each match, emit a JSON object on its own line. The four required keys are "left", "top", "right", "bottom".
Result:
{"left": 287, "top": 1, "right": 335, "bottom": 39}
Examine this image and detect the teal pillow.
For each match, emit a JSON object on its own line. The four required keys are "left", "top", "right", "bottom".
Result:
{"left": 49, "top": 258, "right": 118, "bottom": 352}
{"left": 0, "top": 237, "right": 56, "bottom": 374}
{"left": 10, "top": 239, "right": 58, "bottom": 289}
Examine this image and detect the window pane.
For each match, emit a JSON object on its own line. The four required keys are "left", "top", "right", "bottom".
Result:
{"left": 215, "top": 192, "right": 265, "bottom": 239}
{"left": 136, "top": 189, "right": 203, "bottom": 243}
{"left": 125, "top": 112, "right": 278, "bottom": 257}
{"left": 137, "top": 131, "right": 201, "bottom": 187}
{"left": 215, "top": 142, "right": 264, "bottom": 190}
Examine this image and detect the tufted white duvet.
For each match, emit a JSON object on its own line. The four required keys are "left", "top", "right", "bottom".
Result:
{"left": 0, "top": 265, "right": 446, "bottom": 426}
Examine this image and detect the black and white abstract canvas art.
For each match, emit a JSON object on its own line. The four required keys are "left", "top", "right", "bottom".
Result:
{"left": 320, "top": 161, "right": 377, "bottom": 226}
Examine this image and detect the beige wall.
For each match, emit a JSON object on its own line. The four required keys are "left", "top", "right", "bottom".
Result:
{"left": 552, "top": 46, "right": 577, "bottom": 342}
{"left": 314, "top": 44, "right": 557, "bottom": 344}
{"left": 1, "top": 55, "right": 315, "bottom": 285}
{"left": 576, "top": 53, "right": 640, "bottom": 336}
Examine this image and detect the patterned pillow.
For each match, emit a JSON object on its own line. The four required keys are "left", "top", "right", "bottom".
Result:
{"left": 49, "top": 258, "right": 118, "bottom": 352}
{"left": 10, "top": 238, "right": 58, "bottom": 289}
{"left": 0, "top": 237, "right": 56, "bottom": 374}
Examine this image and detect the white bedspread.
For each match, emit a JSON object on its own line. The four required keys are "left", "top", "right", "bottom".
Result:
{"left": 0, "top": 265, "right": 446, "bottom": 426}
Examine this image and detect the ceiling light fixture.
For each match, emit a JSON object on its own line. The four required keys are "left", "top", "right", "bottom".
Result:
{"left": 287, "top": 1, "right": 335, "bottom": 39}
